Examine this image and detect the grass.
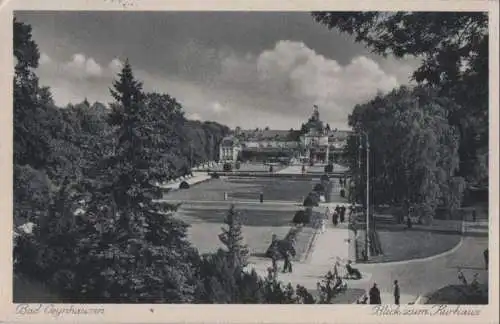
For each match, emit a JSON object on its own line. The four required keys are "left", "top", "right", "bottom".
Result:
{"left": 358, "top": 229, "right": 461, "bottom": 263}
{"left": 207, "top": 162, "right": 285, "bottom": 173}
{"left": 164, "top": 178, "right": 314, "bottom": 202}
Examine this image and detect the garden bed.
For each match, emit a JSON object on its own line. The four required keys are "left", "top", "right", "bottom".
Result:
{"left": 357, "top": 229, "right": 462, "bottom": 263}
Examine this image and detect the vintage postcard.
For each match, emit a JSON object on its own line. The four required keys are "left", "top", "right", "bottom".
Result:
{"left": 0, "top": 0, "right": 498, "bottom": 323}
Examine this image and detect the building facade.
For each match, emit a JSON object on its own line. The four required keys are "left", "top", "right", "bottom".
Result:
{"left": 219, "top": 136, "right": 242, "bottom": 162}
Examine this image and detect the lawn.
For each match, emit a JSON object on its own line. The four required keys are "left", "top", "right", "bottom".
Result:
{"left": 207, "top": 162, "right": 285, "bottom": 173}
{"left": 175, "top": 202, "right": 321, "bottom": 257}
{"left": 163, "top": 178, "right": 315, "bottom": 202}
{"left": 186, "top": 221, "right": 292, "bottom": 256}
{"left": 358, "top": 229, "right": 462, "bottom": 263}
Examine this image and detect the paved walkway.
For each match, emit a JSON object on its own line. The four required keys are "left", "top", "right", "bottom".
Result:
{"left": 157, "top": 171, "right": 211, "bottom": 190}
{"left": 246, "top": 220, "right": 488, "bottom": 304}
{"left": 277, "top": 163, "right": 348, "bottom": 175}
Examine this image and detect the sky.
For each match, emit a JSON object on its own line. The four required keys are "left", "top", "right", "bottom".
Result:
{"left": 15, "top": 11, "right": 420, "bottom": 130}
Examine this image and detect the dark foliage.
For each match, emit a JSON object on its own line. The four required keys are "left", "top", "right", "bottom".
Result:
{"left": 223, "top": 163, "right": 233, "bottom": 172}
{"left": 292, "top": 210, "right": 310, "bottom": 225}
{"left": 179, "top": 181, "right": 190, "bottom": 189}
{"left": 312, "top": 12, "right": 488, "bottom": 187}
{"left": 313, "top": 183, "right": 325, "bottom": 194}
{"left": 303, "top": 192, "right": 320, "bottom": 207}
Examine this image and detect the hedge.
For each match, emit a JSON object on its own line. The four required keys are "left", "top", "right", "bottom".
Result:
{"left": 303, "top": 192, "right": 320, "bottom": 207}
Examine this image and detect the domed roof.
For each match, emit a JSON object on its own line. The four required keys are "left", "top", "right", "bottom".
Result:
{"left": 221, "top": 136, "right": 239, "bottom": 147}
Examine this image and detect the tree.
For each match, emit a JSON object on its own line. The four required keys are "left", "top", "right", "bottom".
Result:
{"left": 312, "top": 12, "right": 488, "bottom": 186}
{"left": 218, "top": 205, "right": 249, "bottom": 268}
{"left": 317, "top": 271, "right": 339, "bottom": 303}
{"left": 80, "top": 60, "right": 198, "bottom": 302}
{"left": 345, "top": 86, "right": 463, "bottom": 223}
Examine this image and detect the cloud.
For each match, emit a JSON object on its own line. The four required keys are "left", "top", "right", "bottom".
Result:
{"left": 63, "top": 53, "right": 103, "bottom": 78}
{"left": 35, "top": 42, "right": 412, "bottom": 130}
{"left": 109, "top": 58, "right": 124, "bottom": 75}
{"left": 36, "top": 53, "right": 126, "bottom": 105}
{"left": 211, "top": 101, "right": 227, "bottom": 114}
{"left": 211, "top": 40, "right": 402, "bottom": 126}
{"left": 39, "top": 52, "right": 52, "bottom": 65}
{"left": 187, "top": 112, "right": 202, "bottom": 121}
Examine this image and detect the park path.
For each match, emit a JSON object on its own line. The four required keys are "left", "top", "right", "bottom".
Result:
{"left": 157, "top": 171, "right": 211, "bottom": 190}
{"left": 247, "top": 220, "right": 488, "bottom": 304}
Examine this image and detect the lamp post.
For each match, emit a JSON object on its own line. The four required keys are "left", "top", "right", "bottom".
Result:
{"left": 358, "top": 131, "right": 370, "bottom": 259}
{"left": 364, "top": 131, "right": 370, "bottom": 259}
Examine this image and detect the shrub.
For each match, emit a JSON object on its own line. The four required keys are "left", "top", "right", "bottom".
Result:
{"left": 313, "top": 183, "right": 325, "bottom": 193}
{"left": 324, "top": 164, "right": 333, "bottom": 173}
{"left": 210, "top": 172, "right": 220, "bottom": 179}
{"left": 179, "top": 181, "right": 190, "bottom": 189}
{"left": 223, "top": 163, "right": 233, "bottom": 172}
{"left": 292, "top": 210, "right": 310, "bottom": 225}
{"left": 303, "top": 193, "right": 319, "bottom": 207}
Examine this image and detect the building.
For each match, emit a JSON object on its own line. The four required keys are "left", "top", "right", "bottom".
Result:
{"left": 219, "top": 136, "right": 242, "bottom": 162}
{"left": 300, "top": 105, "right": 353, "bottom": 163}
{"left": 225, "top": 106, "right": 353, "bottom": 164}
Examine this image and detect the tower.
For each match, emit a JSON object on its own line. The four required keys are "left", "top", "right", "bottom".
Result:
{"left": 312, "top": 105, "right": 319, "bottom": 121}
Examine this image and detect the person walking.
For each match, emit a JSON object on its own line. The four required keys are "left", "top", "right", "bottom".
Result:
{"left": 259, "top": 192, "right": 264, "bottom": 203}
{"left": 332, "top": 211, "right": 339, "bottom": 227}
{"left": 484, "top": 248, "right": 488, "bottom": 269}
{"left": 340, "top": 206, "right": 346, "bottom": 223}
{"left": 369, "top": 283, "right": 382, "bottom": 304}
{"left": 393, "top": 280, "right": 400, "bottom": 305}
{"left": 283, "top": 250, "right": 293, "bottom": 273}
{"left": 321, "top": 209, "right": 327, "bottom": 233}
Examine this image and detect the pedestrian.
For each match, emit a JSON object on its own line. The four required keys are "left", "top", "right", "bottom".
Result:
{"left": 484, "top": 248, "right": 488, "bottom": 269}
{"left": 333, "top": 212, "right": 339, "bottom": 227}
{"left": 472, "top": 209, "right": 477, "bottom": 222}
{"left": 369, "top": 283, "right": 382, "bottom": 304}
{"left": 260, "top": 192, "right": 264, "bottom": 203}
{"left": 406, "top": 215, "right": 412, "bottom": 229}
{"left": 270, "top": 241, "right": 279, "bottom": 276}
{"left": 393, "top": 280, "right": 400, "bottom": 305}
{"left": 335, "top": 204, "right": 341, "bottom": 215}
{"left": 340, "top": 206, "right": 346, "bottom": 223}
{"left": 339, "top": 178, "right": 343, "bottom": 187}
{"left": 282, "top": 250, "right": 293, "bottom": 273}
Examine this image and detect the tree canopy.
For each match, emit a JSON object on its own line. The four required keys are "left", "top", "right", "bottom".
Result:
{"left": 344, "top": 86, "right": 465, "bottom": 222}
{"left": 312, "top": 11, "right": 488, "bottom": 186}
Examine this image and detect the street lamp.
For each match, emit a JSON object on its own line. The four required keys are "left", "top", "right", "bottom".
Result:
{"left": 358, "top": 131, "right": 370, "bottom": 259}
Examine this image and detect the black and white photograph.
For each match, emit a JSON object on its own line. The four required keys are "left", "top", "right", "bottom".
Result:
{"left": 3, "top": 0, "right": 498, "bottom": 322}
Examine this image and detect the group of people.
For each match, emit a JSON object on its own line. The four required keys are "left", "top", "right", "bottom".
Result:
{"left": 357, "top": 280, "right": 401, "bottom": 305}
{"left": 329, "top": 205, "right": 347, "bottom": 226}
{"left": 268, "top": 236, "right": 294, "bottom": 278}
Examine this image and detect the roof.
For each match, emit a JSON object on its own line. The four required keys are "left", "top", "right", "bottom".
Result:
{"left": 221, "top": 136, "right": 240, "bottom": 147}
{"left": 238, "top": 129, "right": 291, "bottom": 141}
